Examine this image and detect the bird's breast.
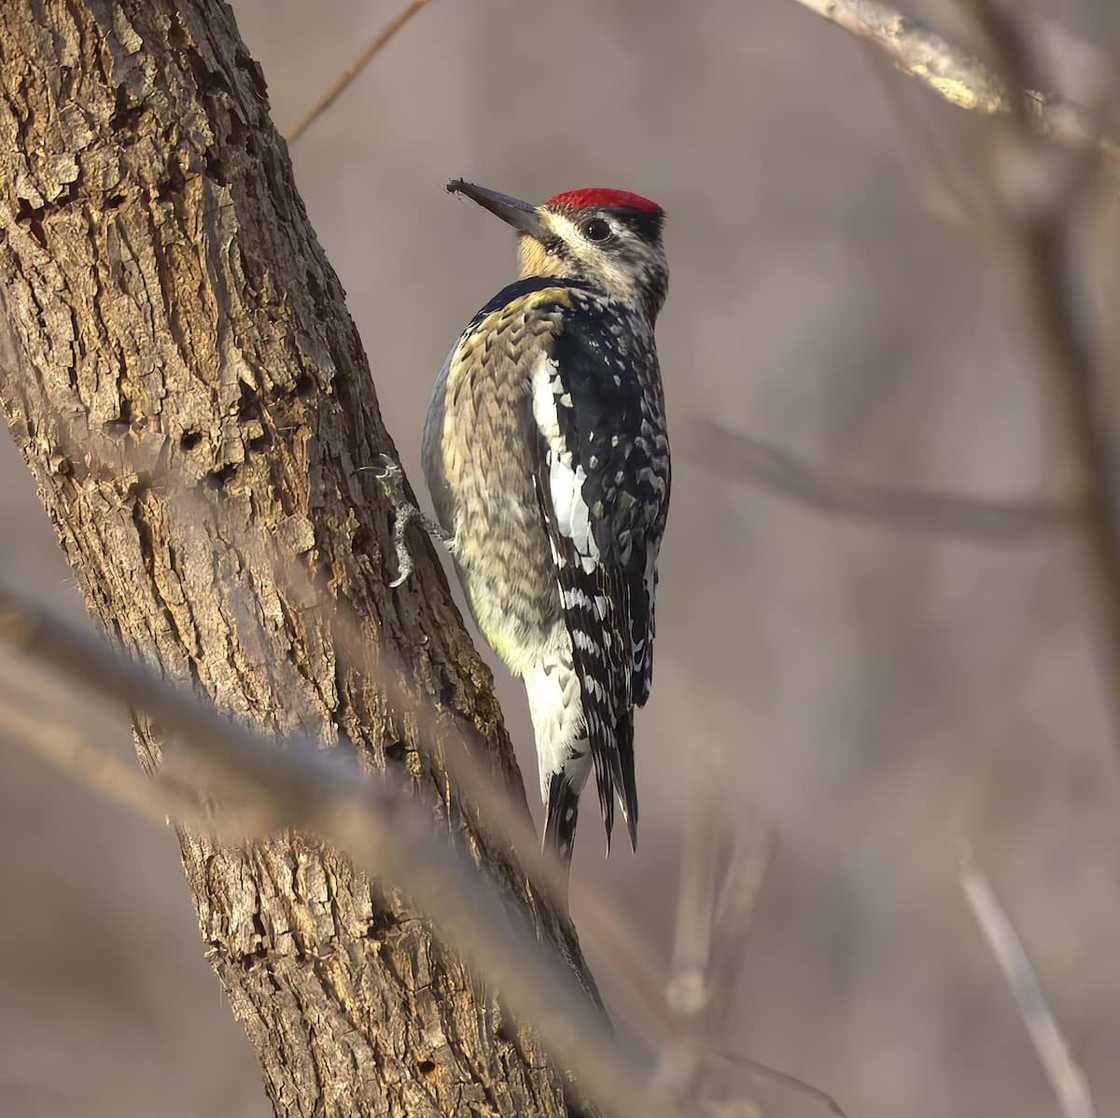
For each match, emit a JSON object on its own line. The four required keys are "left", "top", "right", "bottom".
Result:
{"left": 435, "top": 297, "right": 567, "bottom": 673}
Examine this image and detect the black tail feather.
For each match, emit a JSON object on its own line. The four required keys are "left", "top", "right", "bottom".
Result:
{"left": 611, "top": 714, "right": 638, "bottom": 852}
{"left": 544, "top": 772, "right": 581, "bottom": 866}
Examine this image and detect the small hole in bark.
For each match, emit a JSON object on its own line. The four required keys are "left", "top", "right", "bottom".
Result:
{"left": 155, "top": 169, "right": 186, "bottom": 201}
{"left": 199, "top": 71, "right": 232, "bottom": 98}
{"left": 417, "top": 1061, "right": 436, "bottom": 1078}
{"left": 180, "top": 430, "right": 202, "bottom": 450}
{"left": 384, "top": 740, "right": 406, "bottom": 765}
{"left": 234, "top": 49, "right": 269, "bottom": 102}
{"left": 167, "top": 12, "right": 189, "bottom": 50}
{"left": 248, "top": 429, "right": 272, "bottom": 453}
{"left": 111, "top": 86, "right": 146, "bottom": 135}
{"left": 439, "top": 674, "right": 458, "bottom": 710}
{"left": 104, "top": 194, "right": 125, "bottom": 211}
{"left": 293, "top": 372, "right": 316, "bottom": 397}
{"left": 15, "top": 198, "right": 46, "bottom": 248}
{"left": 205, "top": 463, "right": 237, "bottom": 490}
{"left": 237, "top": 382, "right": 260, "bottom": 421}
{"left": 365, "top": 910, "right": 395, "bottom": 940}
{"left": 110, "top": 105, "right": 144, "bottom": 134}
{"left": 103, "top": 398, "right": 132, "bottom": 436}
{"left": 227, "top": 113, "right": 250, "bottom": 152}
{"left": 352, "top": 526, "right": 371, "bottom": 553}
{"left": 204, "top": 149, "right": 228, "bottom": 186}
{"left": 306, "top": 269, "right": 327, "bottom": 309}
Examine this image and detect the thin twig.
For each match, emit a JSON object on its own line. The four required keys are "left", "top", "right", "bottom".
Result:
{"left": 656, "top": 768, "right": 830, "bottom": 1117}
{"left": 654, "top": 764, "right": 725, "bottom": 1099}
{"left": 0, "top": 583, "right": 682, "bottom": 1118}
{"left": 666, "top": 769, "right": 725, "bottom": 1019}
{"left": 710, "top": 1049, "right": 849, "bottom": 1117}
{"left": 708, "top": 815, "right": 775, "bottom": 1035}
{"left": 694, "top": 821, "right": 831, "bottom": 1116}
{"left": 286, "top": 0, "right": 434, "bottom": 144}
{"left": 690, "top": 419, "right": 1081, "bottom": 542}
{"left": 960, "top": 848, "right": 1095, "bottom": 1118}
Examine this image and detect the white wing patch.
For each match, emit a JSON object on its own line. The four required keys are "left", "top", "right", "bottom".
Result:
{"left": 532, "top": 356, "right": 600, "bottom": 574}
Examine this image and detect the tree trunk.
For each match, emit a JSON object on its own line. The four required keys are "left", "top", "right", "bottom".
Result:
{"left": 0, "top": 2, "right": 593, "bottom": 1114}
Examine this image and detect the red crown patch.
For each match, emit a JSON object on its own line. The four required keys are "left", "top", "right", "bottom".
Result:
{"left": 545, "top": 188, "right": 661, "bottom": 213}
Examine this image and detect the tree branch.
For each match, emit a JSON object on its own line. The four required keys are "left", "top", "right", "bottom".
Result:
{"left": 688, "top": 419, "right": 1081, "bottom": 543}
{"left": 787, "top": 0, "right": 1115, "bottom": 157}
{"left": 0, "top": 582, "right": 681, "bottom": 1118}
{"left": 773, "top": 3, "right": 1120, "bottom": 743}
{"left": 966, "top": 2, "right": 1120, "bottom": 738}
{"left": 961, "top": 849, "right": 1095, "bottom": 1118}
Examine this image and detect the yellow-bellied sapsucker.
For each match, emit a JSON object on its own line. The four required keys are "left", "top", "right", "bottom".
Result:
{"left": 402, "top": 180, "right": 670, "bottom": 865}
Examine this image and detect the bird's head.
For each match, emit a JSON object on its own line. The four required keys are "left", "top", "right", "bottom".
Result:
{"left": 448, "top": 179, "right": 668, "bottom": 321}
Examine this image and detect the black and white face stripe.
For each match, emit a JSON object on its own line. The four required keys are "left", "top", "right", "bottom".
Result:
{"left": 597, "top": 205, "right": 664, "bottom": 244}
{"left": 537, "top": 207, "right": 669, "bottom": 321}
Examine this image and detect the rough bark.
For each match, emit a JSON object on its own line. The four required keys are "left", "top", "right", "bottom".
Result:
{"left": 0, "top": 2, "right": 593, "bottom": 1115}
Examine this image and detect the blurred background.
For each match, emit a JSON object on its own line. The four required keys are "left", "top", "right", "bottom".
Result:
{"left": 4, "top": 0, "right": 1120, "bottom": 1115}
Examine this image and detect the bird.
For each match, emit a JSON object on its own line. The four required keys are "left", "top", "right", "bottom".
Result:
{"left": 383, "top": 179, "right": 670, "bottom": 868}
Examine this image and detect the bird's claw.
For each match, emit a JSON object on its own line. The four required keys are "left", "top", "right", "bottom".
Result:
{"left": 374, "top": 454, "right": 405, "bottom": 491}
{"left": 389, "top": 529, "right": 415, "bottom": 588}
{"left": 364, "top": 453, "right": 452, "bottom": 588}
{"left": 367, "top": 454, "right": 417, "bottom": 588}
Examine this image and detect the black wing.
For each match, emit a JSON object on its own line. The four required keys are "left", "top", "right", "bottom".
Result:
{"left": 530, "top": 296, "right": 669, "bottom": 849}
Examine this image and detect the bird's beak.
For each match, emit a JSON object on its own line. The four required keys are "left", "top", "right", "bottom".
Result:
{"left": 447, "top": 179, "right": 549, "bottom": 240}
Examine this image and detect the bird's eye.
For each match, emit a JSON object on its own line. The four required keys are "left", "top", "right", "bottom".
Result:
{"left": 582, "top": 218, "right": 612, "bottom": 242}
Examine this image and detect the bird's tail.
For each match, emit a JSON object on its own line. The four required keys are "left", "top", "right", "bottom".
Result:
{"left": 526, "top": 646, "right": 591, "bottom": 864}
{"left": 611, "top": 712, "right": 639, "bottom": 853}
{"left": 543, "top": 770, "right": 581, "bottom": 865}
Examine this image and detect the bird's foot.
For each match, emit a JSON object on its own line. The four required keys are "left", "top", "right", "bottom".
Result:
{"left": 370, "top": 455, "right": 454, "bottom": 587}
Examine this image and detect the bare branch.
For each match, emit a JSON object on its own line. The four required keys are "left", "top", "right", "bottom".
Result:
{"left": 961, "top": 849, "right": 1095, "bottom": 1118}
{"left": 787, "top": 0, "right": 1115, "bottom": 156}
{"left": 654, "top": 767, "right": 836, "bottom": 1118}
{"left": 709, "top": 1049, "right": 849, "bottom": 1117}
{"left": 967, "top": 3, "right": 1120, "bottom": 740}
{"left": 654, "top": 767, "right": 726, "bottom": 1101}
{"left": 287, "top": 0, "right": 434, "bottom": 143}
{"left": 708, "top": 815, "right": 775, "bottom": 1034}
{"left": 0, "top": 583, "right": 682, "bottom": 1118}
{"left": 0, "top": 669, "right": 208, "bottom": 833}
{"left": 791, "top": 0, "right": 1006, "bottom": 111}
{"left": 688, "top": 419, "right": 1082, "bottom": 543}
